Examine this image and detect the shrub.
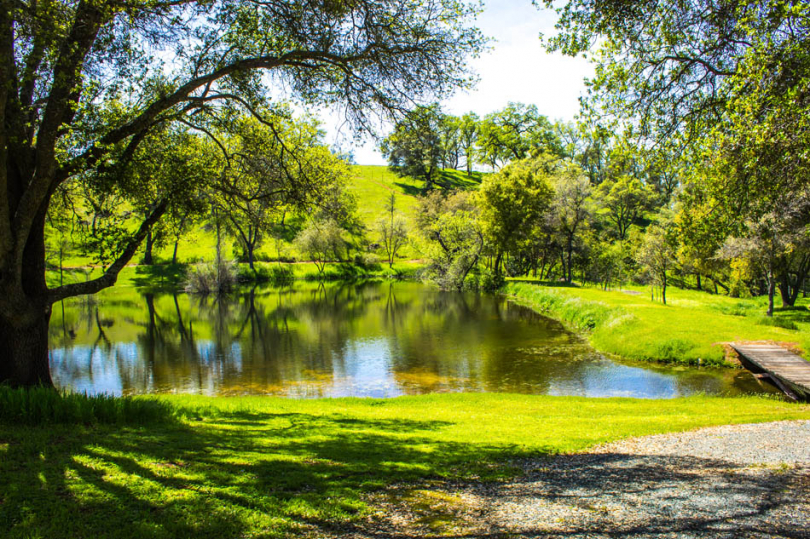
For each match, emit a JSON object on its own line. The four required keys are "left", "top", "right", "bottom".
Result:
{"left": 185, "top": 259, "right": 237, "bottom": 293}
{"left": 353, "top": 253, "right": 382, "bottom": 270}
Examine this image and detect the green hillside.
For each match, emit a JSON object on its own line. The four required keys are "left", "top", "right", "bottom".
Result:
{"left": 52, "top": 165, "right": 485, "bottom": 270}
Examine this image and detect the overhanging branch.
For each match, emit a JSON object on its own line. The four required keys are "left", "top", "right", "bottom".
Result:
{"left": 47, "top": 199, "right": 169, "bottom": 303}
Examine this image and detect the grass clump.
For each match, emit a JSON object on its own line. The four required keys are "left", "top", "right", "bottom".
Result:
{"left": 0, "top": 386, "right": 174, "bottom": 425}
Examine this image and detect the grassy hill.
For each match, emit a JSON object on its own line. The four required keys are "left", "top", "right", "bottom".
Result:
{"left": 52, "top": 165, "right": 484, "bottom": 270}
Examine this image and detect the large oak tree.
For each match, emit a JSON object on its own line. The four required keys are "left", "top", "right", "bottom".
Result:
{"left": 0, "top": 0, "right": 484, "bottom": 386}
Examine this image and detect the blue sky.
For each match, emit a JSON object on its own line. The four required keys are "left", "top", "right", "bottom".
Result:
{"left": 322, "top": 1, "right": 594, "bottom": 166}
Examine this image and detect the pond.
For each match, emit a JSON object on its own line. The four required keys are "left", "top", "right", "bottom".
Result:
{"left": 49, "top": 281, "right": 778, "bottom": 398}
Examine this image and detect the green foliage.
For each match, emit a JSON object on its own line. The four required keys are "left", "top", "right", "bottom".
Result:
{"left": 477, "top": 102, "right": 563, "bottom": 169}
{"left": 381, "top": 104, "right": 444, "bottom": 190}
{"left": 477, "top": 155, "right": 555, "bottom": 264}
{"left": 185, "top": 260, "right": 238, "bottom": 294}
{"left": 635, "top": 223, "right": 676, "bottom": 304}
{"left": 416, "top": 191, "right": 484, "bottom": 290}
{"left": 294, "top": 220, "right": 346, "bottom": 274}
{"left": 595, "top": 175, "right": 655, "bottom": 240}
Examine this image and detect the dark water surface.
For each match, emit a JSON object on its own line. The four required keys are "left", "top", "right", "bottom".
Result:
{"left": 49, "top": 281, "right": 777, "bottom": 398}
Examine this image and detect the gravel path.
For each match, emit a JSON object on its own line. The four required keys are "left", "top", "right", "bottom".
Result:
{"left": 320, "top": 420, "right": 810, "bottom": 539}
{"left": 472, "top": 420, "right": 810, "bottom": 539}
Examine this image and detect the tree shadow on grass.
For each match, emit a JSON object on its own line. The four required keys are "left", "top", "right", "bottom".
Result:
{"left": 0, "top": 411, "right": 510, "bottom": 539}
{"left": 774, "top": 305, "right": 810, "bottom": 326}
{"left": 393, "top": 181, "right": 423, "bottom": 197}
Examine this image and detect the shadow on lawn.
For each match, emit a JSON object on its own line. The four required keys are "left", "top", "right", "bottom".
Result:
{"left": 393, "top": 181, "right": 423, "bottom": 197}
{"left": 3, "top": 412, "right": 808, "bottom": 539}
{"left": 0, "top": 411, "right": 508, "bottom": 539}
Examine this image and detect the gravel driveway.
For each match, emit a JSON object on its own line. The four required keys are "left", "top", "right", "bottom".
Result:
{"left": 324, "top": 421, "right": 810, "bottom": 539}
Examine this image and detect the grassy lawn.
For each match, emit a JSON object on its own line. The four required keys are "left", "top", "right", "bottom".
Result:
{"left": 1, "top": 392, "right": 808, "bottom": 538}
{"left": 506, "top": 281, "right": 810, "bottom": 366}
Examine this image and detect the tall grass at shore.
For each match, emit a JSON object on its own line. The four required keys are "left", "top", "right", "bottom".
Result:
{"left": 0, "top": 386, "right": 174, "bottom": 425}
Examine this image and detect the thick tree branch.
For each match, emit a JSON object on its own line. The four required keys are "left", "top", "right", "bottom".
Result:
{"left": 47, "top": 199, "right": 169, "bottom": 303}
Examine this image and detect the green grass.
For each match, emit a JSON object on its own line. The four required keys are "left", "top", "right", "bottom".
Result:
{"left": 506, "top": 281, "right": 810, "bottom": 366}
{"left": 1, "top": 392, "right": 808, "bottom": 538}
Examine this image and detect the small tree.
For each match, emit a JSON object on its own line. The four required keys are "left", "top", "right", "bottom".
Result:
{"left": 636, "top": 225, "right": 675, "bottom": 305}
{"left": 377, "top": 194, "right": 408, "bottom": 268}
{"left": 295, "top": 220, "right": 345, "bottom": 275}
{"left": 552, "top": 165, "right": 593, "bottom": 284}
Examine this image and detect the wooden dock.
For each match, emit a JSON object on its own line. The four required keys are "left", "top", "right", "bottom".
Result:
{"left": 731, "top": 343, "right": 810, "bottom": 401}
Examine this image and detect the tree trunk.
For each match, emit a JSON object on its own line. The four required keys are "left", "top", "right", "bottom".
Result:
{"left": 696, "top": 273, "right": 701, "bottom": 291}
{"left": 143, "top": 229, "right": 154, "bottom": 265}
{"left": 778, "top": 276, "right": 795, "bottom": 308}
{"left": 566, "top": 236, "right": 574, "bottom": 284}
{"left": 494, "top": 251, "right": 503, "bottom": 277}
{"left": 0, "top": 308, "right": 54, "bottom": 387}
{"left": 661, "top": 272, "right": 667, "bottom": 305}
{"left": 766, "top": 265, "right": 775, "bottom": 317}
{"left": 172, "top": 239, "right": 180, "bottom": 264}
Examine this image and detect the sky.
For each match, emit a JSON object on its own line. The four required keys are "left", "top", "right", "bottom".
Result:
{"left": 321, "top": 1, "right": 594, "bottom": 166}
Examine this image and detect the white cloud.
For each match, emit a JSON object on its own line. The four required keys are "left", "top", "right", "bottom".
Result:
{"left": 322, "top": 1, "right": 594, "bottom": 165}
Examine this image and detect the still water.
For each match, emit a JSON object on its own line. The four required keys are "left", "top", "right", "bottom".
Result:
{"left": 49, "top": 281, "right": 777, "bottom": 398}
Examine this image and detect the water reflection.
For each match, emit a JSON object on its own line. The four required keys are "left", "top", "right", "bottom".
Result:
{"left": 49, "top": 281, "right": 779, "bottom": 398}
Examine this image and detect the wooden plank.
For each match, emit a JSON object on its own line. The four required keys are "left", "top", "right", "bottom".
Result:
{"left": 731, "top": 343, "right": 810, "bottom": 402}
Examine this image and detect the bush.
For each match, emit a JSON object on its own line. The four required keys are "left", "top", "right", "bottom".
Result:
{"left": 353, "top": 253, "right": 382, "bottom": 270}
{"left": 0, "top": 386, "right": 174, "bottom": 425}
{"left": 185, "top": 259, "right": 237, "bottom": 293}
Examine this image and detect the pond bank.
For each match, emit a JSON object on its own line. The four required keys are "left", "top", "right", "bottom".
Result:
{"left": 504, "top": 281, "right": 810, "bottom": 367}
